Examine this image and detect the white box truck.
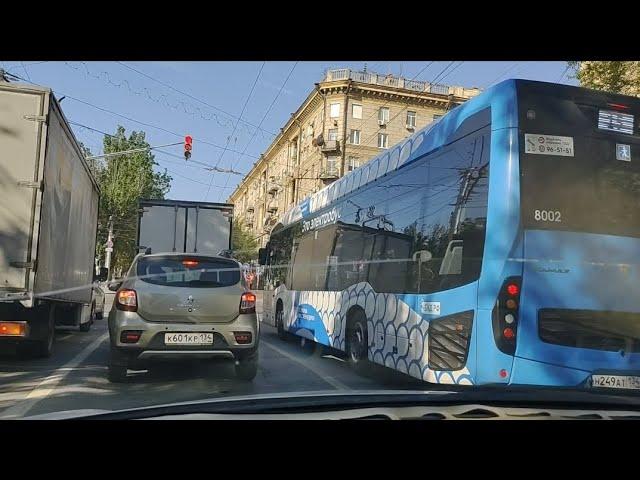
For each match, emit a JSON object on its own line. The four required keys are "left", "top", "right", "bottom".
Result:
{"left": 136, "top": 199, "right": 234, "bottom": 256}
{"left": 0, "top": 81, "right": 106, "bottom": 357}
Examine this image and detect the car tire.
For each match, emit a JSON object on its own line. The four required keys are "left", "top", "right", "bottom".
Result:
{"left": 235, "top": 354, "right": 258, "bottom": 381}
{"left": 346, "top": 309, "right": 369, "bottom": 374}
{"left": 108, "top": 363, "right": 128, "bottom": 383}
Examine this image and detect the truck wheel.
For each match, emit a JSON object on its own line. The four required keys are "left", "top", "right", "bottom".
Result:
{"left": 235, "top": 353, "right": 258, "bottom": 381}
{"left": 29, "top": 305, "right": 56, "bottom": 358}
{"left": 79, "top": 304, "right": 93, "bottom": 332}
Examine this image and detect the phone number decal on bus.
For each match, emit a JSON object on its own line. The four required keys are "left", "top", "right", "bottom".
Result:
{"left": 525, "top": 134, "right": 574, "bottom": 157}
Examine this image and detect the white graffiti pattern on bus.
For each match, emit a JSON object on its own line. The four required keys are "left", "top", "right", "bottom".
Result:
{"left": 275, "top": 282, "right": 473, "bottom": 385}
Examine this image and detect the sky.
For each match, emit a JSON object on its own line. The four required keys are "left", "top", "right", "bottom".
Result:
{"left": 0, "top": 61, "right": 577, "bottom": 203}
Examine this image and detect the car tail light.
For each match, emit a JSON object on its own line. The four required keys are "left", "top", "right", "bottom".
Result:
{"left": 492, "top": 277, "right": 521, "bottom": 355}
{"left": 240, "top": 292, "right": 256, "bottom": 314}
{"left": 120, "top": 330, "right": 142, "bottom": 343}
{"left": 116, "top": 289, "right": 138, "bottom": 312}
{"left": 234, "top": 332, "right": 252, "bottom": 344}
{"left": 0, "top": 322, "right": 27, "bottom": 337}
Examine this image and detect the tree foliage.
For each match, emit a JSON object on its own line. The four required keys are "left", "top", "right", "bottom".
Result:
{"left": 231, "top": 219, "right": 259, "bottom": 263}
{"left": 92, "top": 126, "right": 172, "bottom": 276}
{"left": 568, "top": 61, "right": 640, "bottom": 96}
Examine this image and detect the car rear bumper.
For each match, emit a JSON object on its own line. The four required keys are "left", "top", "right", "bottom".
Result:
{"left": 108, "top": 310, "right": 259, "bottom": 364}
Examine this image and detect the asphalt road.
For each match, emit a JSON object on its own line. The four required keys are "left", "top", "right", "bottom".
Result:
{"left": 0, "top": 292, "right": 424, "bottom": 419}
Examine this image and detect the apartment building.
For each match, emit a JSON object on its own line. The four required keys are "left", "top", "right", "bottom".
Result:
{"left": 228, "top": 68, "right": 481, "bottom": 245}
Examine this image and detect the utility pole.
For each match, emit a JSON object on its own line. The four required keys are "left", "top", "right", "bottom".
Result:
{"left": 105, "top": 216, "right": 114, "bottom": 279}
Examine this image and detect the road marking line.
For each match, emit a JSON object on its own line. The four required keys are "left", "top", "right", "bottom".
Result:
{"left": 0, "top": 332, "right": 109, "bottom": 419}
{"left": 262, "top": 339, "right": 350, "bottom": 391}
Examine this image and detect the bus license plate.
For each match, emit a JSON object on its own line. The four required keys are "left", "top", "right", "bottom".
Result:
{"left": 164, "top": 333, "right": 213, "bottom": 345}
{"left": 591, "top": 375, "right": 640, "bottom": 390}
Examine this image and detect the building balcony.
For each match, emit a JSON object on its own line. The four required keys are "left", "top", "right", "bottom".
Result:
{"left": 266, "top": 202, "right": 279, "bottom": 213}
{"left": 319, "top": 168, "right": 340, "bottom": 181}
{"left": 267, "top": 183, "right": 280, "bottom": 195}
{"left": 246, "top": 205, "right": 255, "bottom": 213}
{"left": 321, "top": 140, "right": 340, "bottom": 153}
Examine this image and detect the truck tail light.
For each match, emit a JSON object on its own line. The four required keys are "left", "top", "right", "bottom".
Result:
{"left": 116, "top": 289, "right": 138, "bottom": 312}
{"left": 0, "top": 322, "right": 27, "bottom": 337}
{"left": 492, "top": 277, "right": 522, "bottom": 355}
{"left": 239, "top": 292, "right": 256, "bottom": 314}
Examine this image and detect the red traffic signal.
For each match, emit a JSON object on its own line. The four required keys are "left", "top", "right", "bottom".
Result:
{"left": 184, "top": 135, "right": 193, "bottom": 159}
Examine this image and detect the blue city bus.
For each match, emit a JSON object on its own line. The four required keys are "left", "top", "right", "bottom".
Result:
{"left": 259, "top": 79, "right": 640, "bottom": 389}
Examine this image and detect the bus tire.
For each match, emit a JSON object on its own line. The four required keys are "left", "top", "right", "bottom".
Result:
{"left": 276, "top": 302, "right": 287, "bottom": 341}
{"left": 346, "top": 308, "right": 369, "bottom": 373}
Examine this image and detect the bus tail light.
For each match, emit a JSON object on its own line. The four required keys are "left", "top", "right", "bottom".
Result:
{"left": 240, "top": 292, "right": 256, "bottom": 314}
{"left": 492, "top": 277, "right": 522, "bottom": 355}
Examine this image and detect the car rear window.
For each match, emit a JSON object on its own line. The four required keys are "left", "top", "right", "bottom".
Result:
{"left": 136, "top": 256, "right": 241, "bottom": 288}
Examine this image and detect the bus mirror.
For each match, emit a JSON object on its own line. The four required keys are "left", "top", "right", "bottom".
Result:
{"left": 258, "top": 248, "right": 268, "bottom": 265}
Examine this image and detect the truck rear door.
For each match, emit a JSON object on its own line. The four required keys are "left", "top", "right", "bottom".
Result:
{"left": 0, "top": 84, "right": 49, "bottom": 292}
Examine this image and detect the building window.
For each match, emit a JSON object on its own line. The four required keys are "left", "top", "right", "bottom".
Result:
{"left": 433, "top": 114, "right": 443, "bottom": 121}
{"left": 330, "top": 103, "right": 341, "bottom": 118}
{"left": 378, "top": 133, "right": 389, "bottom": 149}
{"left": 328, "top": 128, "right": 338, "bottom": 141}
{"left": 347, "top": 157, "right": 360, "bottom": 172}
{"left": 378, "top": 107, "right": 390, "bottom": 123}
{"left": 407, "top": 111, "right": 416, "bottom": 128}
{"left": 326, "top": 156, "right": 339, "bottom": 175}
{"left": 349, "top": 129, "right": 360, "bottom": 145}
{"left": 352, "top": 104, "right": 362, "bottom": 119}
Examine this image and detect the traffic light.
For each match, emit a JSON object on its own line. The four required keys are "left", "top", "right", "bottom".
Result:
{"left": 184, "top": 135, "right": 193, "bottom": 160}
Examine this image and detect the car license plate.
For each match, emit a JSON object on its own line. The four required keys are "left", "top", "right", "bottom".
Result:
{"left": 164, "top": 332, "right": 213, "bottom": 345}
{"left": 591, "top": 375, "right": 640, "bottom": 390}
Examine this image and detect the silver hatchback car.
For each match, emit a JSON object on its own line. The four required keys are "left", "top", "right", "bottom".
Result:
{"left": 107, "top": 252, "right": 259, "bottom": 383}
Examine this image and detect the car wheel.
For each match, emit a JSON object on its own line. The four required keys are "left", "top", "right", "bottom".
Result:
{"left": 235, "top": 354, "right": 258, "bottom": 381}
{"left": 346, "top": 309, "right": 369, "bottom": 373}
{"left": 108, "top": 363, "right": 128, "bottom": 383}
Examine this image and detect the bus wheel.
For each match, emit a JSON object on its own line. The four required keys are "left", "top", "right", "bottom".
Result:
{"left": 346, "top": 309, "right": 369, "bottom": 373}
{"left": 276, "top": 303, "right": 287, "bottom": 341}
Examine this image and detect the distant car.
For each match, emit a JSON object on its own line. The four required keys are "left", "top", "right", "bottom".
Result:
{"left": 92, "top": 284, "right": 105, "bottom": 320}
{"left": 107, "top": 253, "right": 259, "bottom": 383}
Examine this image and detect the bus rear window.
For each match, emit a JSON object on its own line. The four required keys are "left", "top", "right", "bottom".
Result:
{"left": 520, "top": 136, "right": 640, "bottom": 238}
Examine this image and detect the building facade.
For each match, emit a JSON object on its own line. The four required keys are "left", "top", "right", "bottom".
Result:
{"left": 228, "top": 68, "right": 481, "bottom": 246}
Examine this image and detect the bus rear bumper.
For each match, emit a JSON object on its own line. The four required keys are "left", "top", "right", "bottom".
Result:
{"left": 509, "top": 356, "right": 592, "bottom": 387}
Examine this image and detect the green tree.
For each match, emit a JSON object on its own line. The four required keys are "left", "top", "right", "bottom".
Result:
{"left": 232, "top": 219, "right": 259, "bottom": 263}
{"left": 95, "top": 126, "right": 172, "bottom": 275}
{"left": 568, "top": 61, "right": 640, "bottom": 96}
